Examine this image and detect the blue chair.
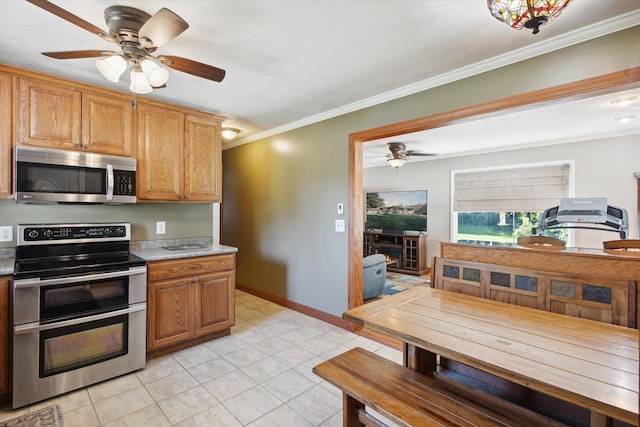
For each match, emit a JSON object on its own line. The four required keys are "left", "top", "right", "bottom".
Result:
{"left": 363, "top": 254, "right": 387, "bottom": 300}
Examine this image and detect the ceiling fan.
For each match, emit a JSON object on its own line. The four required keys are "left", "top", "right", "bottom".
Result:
{"left": 386, "top": 142, "right": 436, "bottom": 168}
{"left": 26, "top": 0, "right": 226, "bottom": 94}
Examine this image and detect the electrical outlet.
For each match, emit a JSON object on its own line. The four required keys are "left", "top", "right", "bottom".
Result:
{"left": 0, "top": 226, "right": 13, "bottom": 242}
{"left": 156, "top": 221, "right": 166, "bottom": 235}
{"left": 335, "top": 219, "right": 345, "bottom": 233}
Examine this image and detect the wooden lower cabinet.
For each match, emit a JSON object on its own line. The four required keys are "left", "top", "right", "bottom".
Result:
{"left": 146, "top": 254, "right": 235, "bottom": 357}
{"left": 0, "top": 276, "right": 11, "bottom": 403}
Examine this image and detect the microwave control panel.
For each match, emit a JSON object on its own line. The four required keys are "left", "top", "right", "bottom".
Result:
{"left": 114, "top": 171, "right": 136, "bottom": 196}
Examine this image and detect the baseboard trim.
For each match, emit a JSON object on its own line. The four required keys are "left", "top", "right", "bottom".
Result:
{"left": 236, "top": 283, "right": 402, "bottom": 350}
{"left": 236, "top": 283, "right": 355, "bottom": 331}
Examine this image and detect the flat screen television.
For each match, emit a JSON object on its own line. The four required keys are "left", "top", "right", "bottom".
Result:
{"left": 365, "top": 190, "right": 427, "bottom": 233}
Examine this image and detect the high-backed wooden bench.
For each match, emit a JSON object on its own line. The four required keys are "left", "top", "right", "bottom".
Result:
{"left": 431, "top": 256, "right": 636, "bottom": 327}
{"left": 313, "top": 347, "right": 568, "bottom": 427}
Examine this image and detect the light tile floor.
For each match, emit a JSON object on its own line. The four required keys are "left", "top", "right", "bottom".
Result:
{"left": 0, "top": 290, "right": 403, "bottom": 426}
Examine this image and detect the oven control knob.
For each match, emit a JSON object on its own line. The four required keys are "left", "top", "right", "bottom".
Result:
{"left": 43, "top": 230, "right": 53, "bottom": 238}
{"left": 27, "top": 230, "right": 39, "bottom": 239}
{"left": 114, "top": 227, "right": 124, "bottom": 236}
{"left": 103, "top": 227, "right": 112, "bottom": 236}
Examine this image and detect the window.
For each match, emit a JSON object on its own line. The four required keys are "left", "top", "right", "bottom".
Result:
{"left": 451, "top": 162, "right": 573, "bottom": 246}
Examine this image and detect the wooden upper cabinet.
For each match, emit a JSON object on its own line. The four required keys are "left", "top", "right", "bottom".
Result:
{"left": 82, "top": 92, "right": 134, "bottom": 156}
{"left": 16, "top": 77, "right": 81, "bottom": 149}
{"left": 0, "top": 72, "right": 12, "bottom": 198}
{"left": 137, "top": 102, "right": 185, "bottom": 201}
{"left": 185, "top": 113, "right": 222, "bottom": 202}
{"left": 137, "top": 103, "right": 222, "bottom": 202}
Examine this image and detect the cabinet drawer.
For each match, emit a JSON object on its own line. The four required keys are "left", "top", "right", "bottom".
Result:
{"left": 148, "top": 254, "right": 235, "bottom": 281}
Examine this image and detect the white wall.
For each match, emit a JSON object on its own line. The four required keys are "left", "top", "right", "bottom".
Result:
{"left": 364, "top": 135, "right": 639, "bottom": 257}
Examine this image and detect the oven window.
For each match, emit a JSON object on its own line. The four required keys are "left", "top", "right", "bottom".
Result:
{"left": 17, "top": 162, "right": 106, "bottom": 194}
{"left": 41, "top": 278, "right": 129, "bottom": 322}
{"left": 40, "top": 315, "right": 128, "bottom": 378}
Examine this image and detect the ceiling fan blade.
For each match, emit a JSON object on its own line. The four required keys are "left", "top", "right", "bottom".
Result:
{"left": 139, "top": 8, "right": 189, "bottom": 47}
{"left": 158, "top": 56, "right": 226, "bottom": 82}
{"left": 26, "top": 0, "right": 114, "bottom": 42}
{"left": 406, "top": 151, "right": 438, "bottom": 157}
{"left": 43, "top": 50, "right": 114, "bottom": 60}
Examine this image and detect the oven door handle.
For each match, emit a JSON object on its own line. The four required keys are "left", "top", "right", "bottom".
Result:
{"left": 13, "top": 303, "right": 146, "bottom": 335}
{"left": 13, "top": 266, "right": 147, "bottom": 289}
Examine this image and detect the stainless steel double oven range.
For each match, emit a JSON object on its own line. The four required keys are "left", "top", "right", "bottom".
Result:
{"left": 12, "top": 223, "right": 147, "bottom": 408}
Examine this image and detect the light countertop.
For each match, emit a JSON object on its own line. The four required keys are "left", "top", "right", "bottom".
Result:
{"left": 131, "top": 244, "right": 237, "bottom": 262}
{"left": 0, "top": 238, "right": 238, "bottom": 275}
{"left": 129, "top": 236, "right": 237, "bottom": 262}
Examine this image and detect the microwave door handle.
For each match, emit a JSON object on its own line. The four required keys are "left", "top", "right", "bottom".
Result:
{"left": 106, "top": 164, "right": 114, "bottom": 200}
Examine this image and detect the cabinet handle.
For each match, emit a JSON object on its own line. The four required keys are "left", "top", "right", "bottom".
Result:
{"left": 82, "top": 144, "right": 89, "bottom": 149}
{"left": 186, "top": 195, "right": 190, "bottom": 200}
{"left": 187, "top": 265, "right": 201, "bottom": 270}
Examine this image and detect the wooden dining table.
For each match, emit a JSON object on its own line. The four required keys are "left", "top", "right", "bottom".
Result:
{"left": 343, "top": 286, "right": 639, "bottom": 426}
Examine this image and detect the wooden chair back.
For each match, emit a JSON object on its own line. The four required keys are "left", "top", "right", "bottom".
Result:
{"left": 517, "top": 236, "right": 565, "bottom": 250}
{"left": 603, "top": 239, "right": 640, "bottom": 256}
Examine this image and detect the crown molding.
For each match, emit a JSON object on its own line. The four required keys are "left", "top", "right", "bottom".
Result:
{"left": 225, "top": 10, "right": 640, "bottom": 150}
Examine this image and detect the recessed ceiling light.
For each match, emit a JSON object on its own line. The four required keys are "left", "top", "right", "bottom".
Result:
{"left": 610, "top": 96, "right": 638, "bottom": 106}
{"left": 614, "top": 115, "right": 637, "bottom": 123}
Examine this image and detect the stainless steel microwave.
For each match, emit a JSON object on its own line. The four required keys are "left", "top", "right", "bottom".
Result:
{"left": 14, "top": 146, "right": 136, "bottom": 204}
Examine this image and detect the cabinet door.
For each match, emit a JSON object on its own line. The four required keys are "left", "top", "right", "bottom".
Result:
{"left": 137, "top": 103, "right": 184, "bottom": 200}
{"left": 0, "top": 73, "right": 12, "bottom": 198}
{"left": 195, "top": 271, "right": 235, "bottom": 336}
{"left": 82, "top": 92, "right": 134, "bottom": 156}
{"left": 184, "top": 113, "right": 221, "bottom": 202}
{"left": 147, "top": 277, "right": 194, "bottom": 350}
{"left": 16, "top": 77, "right": 81, "bottom": 149}
{"left": 0, "top": 277, "right": 10, "bottom": 397}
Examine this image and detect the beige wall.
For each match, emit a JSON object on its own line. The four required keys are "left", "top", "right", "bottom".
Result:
{"left": 0, "top": 200, "right": 217, "bottom": 246}
{"left": 223, "top": 26, "right": 640, "bottom": 317}
{"left": 364, "top": 135, "right": 640, "bottom": 258}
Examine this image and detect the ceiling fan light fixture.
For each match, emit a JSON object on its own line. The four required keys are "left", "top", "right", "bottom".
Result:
{"left": 221, "top": 127, "right": 240, "bottom": 140}
{"left": 141, "top": 59, "right": 170, "bottom": 87}
{"left": 96, "top": 54, "right": 127, "bottom": 83}
{"left": 487, "top": 0, "right": 573, "bottom": 34}
{"left": 387, "top": 158, "right": 406, "bottom": 169}
{"left": 129, "top": 70, "right": 153, "bottom": 94}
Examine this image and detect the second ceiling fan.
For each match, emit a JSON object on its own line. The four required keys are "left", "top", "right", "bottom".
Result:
{"left": 27, "top": 0, "right": 226, "bottom": 94}
{"left": 386, "top": 142, "right": 436, "bottom": 168}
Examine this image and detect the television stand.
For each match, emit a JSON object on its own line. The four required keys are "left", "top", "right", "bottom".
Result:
{"left": 363, "top": 231, "right": 428, "bottom": 276}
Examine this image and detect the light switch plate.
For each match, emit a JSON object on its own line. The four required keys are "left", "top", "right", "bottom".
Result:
{"left": 337, "top": 203, "right": 344, "bottom": 215}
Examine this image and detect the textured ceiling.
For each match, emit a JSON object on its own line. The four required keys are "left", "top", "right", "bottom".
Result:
{"left": 0, "top": 1, "right": 639, "bottom": 150}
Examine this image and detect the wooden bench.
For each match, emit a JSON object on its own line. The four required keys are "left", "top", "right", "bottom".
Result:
{"left": 313, "top": 347, "right": 567, "bottom": 427}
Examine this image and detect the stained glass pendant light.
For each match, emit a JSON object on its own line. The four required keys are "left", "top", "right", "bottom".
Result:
{"left": 487, "top": 0, "right": 573, "bottom": 34}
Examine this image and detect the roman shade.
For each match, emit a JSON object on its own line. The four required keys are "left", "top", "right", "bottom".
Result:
{"left": 453, "top": 163, "right": 570, "bottom": 212}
